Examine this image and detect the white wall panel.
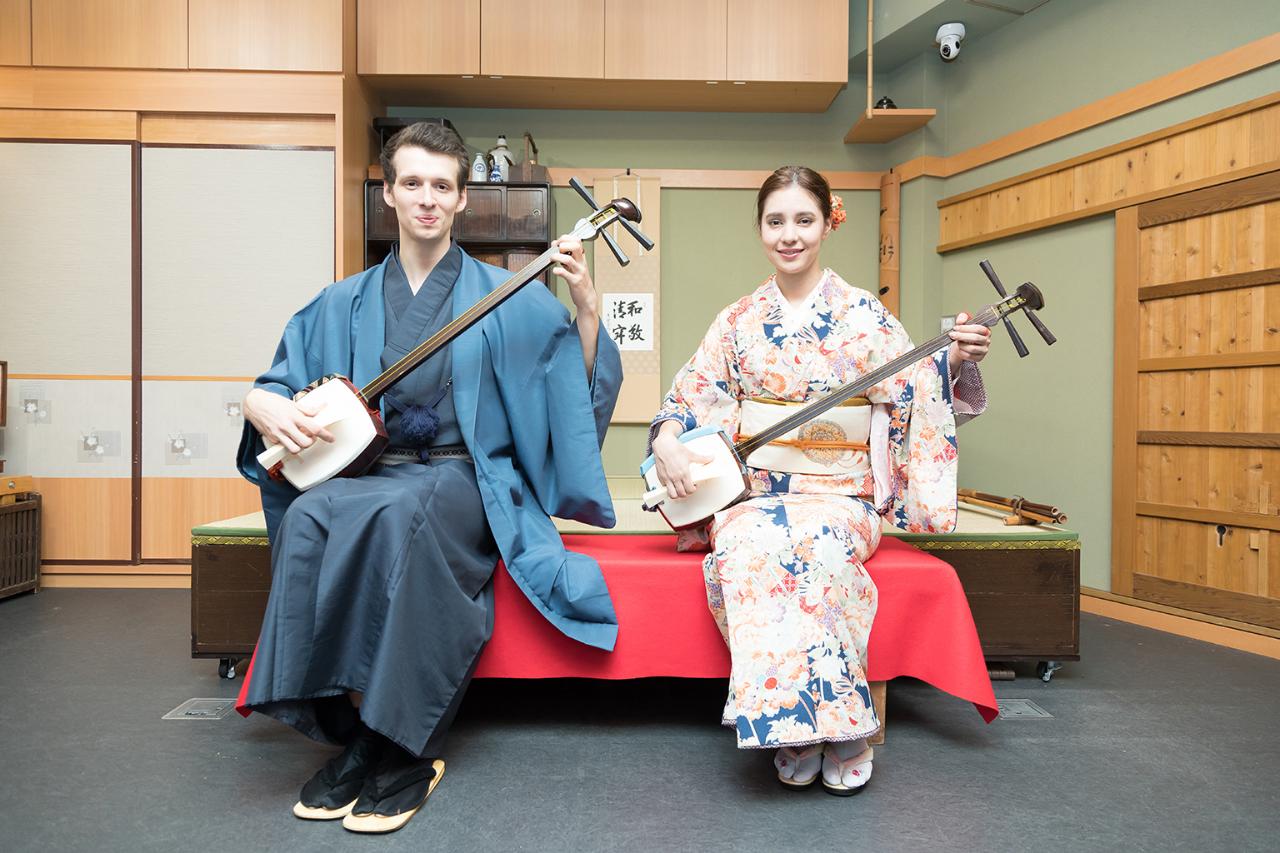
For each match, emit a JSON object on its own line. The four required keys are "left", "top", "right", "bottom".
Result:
{"left": 0, "top": 142, "right": 133, "bottom": 375}
{"left": 141, "top": 380, "right": 249, "bottom": 478}
{"left": 141, "top": 147, "right": 334, "bottom": 377}
{"left": 2, "top": 379, "right": 131, "bottom": 476}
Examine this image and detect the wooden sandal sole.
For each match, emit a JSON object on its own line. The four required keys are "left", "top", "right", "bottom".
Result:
{"left": 342, "top": 760, "right": 446, "bottom": 834}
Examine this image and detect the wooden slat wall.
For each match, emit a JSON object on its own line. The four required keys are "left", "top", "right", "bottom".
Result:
{"left": 938, "top": 94, "right": 1280, "bottom": 252}
{"left": 1115, "top": 170, "right": 1280, "bottom": 628}
{"left": 141, "top": 478, "right": 262, "bottom": 560}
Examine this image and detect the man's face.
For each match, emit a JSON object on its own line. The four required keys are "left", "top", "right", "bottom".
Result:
{"left": 383, "top": 147, "right": 467, "bottom": 245}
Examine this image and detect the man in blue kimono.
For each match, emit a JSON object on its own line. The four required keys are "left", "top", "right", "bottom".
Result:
{"left": 236, "top": 122, "right": 622, "bottom": 834}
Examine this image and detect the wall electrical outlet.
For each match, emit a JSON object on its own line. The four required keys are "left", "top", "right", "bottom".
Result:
{"left": 940, "top": 315, "right": 957, "bottom": 333}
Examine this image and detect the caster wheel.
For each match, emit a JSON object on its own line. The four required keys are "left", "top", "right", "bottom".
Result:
{"left": 218, "top": 658, "right": 237, "bottom": 679}
{"left": 1036, "top": 661, "right": 1061, "bottom": 683}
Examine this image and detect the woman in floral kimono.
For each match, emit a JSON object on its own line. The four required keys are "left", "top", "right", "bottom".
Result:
{"left": 648, "top": 166, "right": 991, "bottom": 795}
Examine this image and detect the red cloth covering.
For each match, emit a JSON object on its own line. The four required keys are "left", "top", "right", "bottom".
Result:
{"left": 475, "top": 535, "right": 998, "bottom": 724}
{"left": 241, "top": 534, "right": 996, "bottom": 724}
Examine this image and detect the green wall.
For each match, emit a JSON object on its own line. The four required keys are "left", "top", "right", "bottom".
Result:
{"left": 910, "top": 0, "right": 1280, "bottom": 590}
{"left": 390, "top": 0, "right": 1279, "bottom": 591}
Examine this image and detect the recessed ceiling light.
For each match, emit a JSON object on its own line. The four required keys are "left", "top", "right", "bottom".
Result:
{"left": 489, "top": 75, "right": 503, "bottom": 79}
{"left": 705, "top": 80, "right": 718, "bottom": 85}
{"left": 732, "top": 81, "right": 746, "bottom": 85}
{"left": 461, "top": 75, "right": 474, "bottom": 79}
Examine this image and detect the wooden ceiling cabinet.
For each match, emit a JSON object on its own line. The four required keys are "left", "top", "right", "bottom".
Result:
{"left": 31, "top": 0, "right": 188, "bottom": 69}
{"left": 481, "top": 0, "right": 603, "bottom": 79}
{"left": 358, "top": 0, "right": 480, "bottom": 75}
{"left": 0, "top": 0, "right": 32, "bottom": 66}
{"left": 188, "top": 0, "right": 343, "bottom": 72}
{"left": 726, "top": 0, "right": 847, "bottom": 83}
{"left": 604, "top": 0, "right": 726, "bottom": 82}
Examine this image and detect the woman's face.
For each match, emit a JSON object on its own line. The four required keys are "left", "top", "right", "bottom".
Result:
{"left": 759, "top": 183, "right": 831, "bottom": 278}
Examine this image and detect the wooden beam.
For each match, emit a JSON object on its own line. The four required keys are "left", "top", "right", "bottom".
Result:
{"left": 0, "top": 108, "right": 137, "bottom": 140}
{"left": 1137, "top": 352, "right": 1280, "bottom": 372}
{"left": 1111, "top": 206, "right": 1140, "bottom": 596}
{"left": 1137, "top": 170, "right": 1280, "bottom": 227}
{"left": 1133, "top": 573, "right": 1280, "bottom": 630}
{"left": 1135, "top": 502, "right": 1280, "bottom": 533}
{"left": 1137, "top": 431, "right": 1280, "bottom": 449}
{"left": 1138, "top": 266, "right": 1280, "bottom": 301}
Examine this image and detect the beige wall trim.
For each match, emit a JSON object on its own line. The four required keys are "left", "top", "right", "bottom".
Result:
{"left": 41, "top": 564, "right": 191, "bottom": 575}
{"left": 897, "top": 33, "right": 1280, "bottom": 186}
{"left": 1081, "top": 587, "right": 1280, "bottom": 660}
{"left": 549, "top": 167, "right": 884, "bottom": 192}
{"left": 0, "top": 67, "right": 342, "bottom": 115}
{"left": 139, "top": 113, "right": 335, "bottom": 147}
{"left": 41, "top": 574, "right": 192, "bottom": 589}
{"left": 0, "top": 108, "right": 137, "bottom": 140}
{"left": 7, "top": 374, "right": 258, "bottom": 384}
{"left": 9, "top": 373, "right": 132, "bottom": 380}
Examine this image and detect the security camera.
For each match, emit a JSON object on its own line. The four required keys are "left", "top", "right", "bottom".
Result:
{"left": 936, "top": 23, "right": 966, "bottom": 61}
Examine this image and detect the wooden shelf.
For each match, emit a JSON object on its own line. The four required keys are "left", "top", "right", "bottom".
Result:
{"left": 844, "top": 108, "right": 936, "bottom": 144}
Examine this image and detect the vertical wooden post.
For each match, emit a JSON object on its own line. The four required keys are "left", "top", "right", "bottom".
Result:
{"left": 879, "top": 168, "right": 900, "bottom": 316}
{"left": 866, "top": 0, "right": 874, "bottom": 119}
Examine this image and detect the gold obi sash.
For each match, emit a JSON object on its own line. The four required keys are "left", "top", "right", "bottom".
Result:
{"left": 737, "top": 396, "right": 872, "bottom": 476}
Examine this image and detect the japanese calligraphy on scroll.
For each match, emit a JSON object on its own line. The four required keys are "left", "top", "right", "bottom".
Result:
{"left": 594, "top": 176, "right": 661, "bottom": 423}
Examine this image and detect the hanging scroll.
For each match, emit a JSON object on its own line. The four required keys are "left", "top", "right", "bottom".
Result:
{"left": 594, "top": 176, "right": 661, "bottom": 423}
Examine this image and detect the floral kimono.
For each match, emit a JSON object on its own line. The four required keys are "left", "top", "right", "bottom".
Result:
{"left": 650, "top": 270, "right": 985, "bottom": 748}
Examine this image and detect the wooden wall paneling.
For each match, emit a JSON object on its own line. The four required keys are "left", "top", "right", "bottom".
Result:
{"left": 1134, "top": 517, "right": 1274, "bottom": 599}
{"left": 1112, "top": 206, "right": 1140, "bottom": 595}
{"left": 481, "top": 0, "right": 603, "bottom": 78}
{"left": 32, "top": 0, "right": 187, "bottom": 69}
{"left": 935, "top": 96, "right": 1280, "bottom": 252}
{"left": 726, "top": 0, "right": 845, "bottom": 83}
{"left": 603, "top": 0, "right": 725, "bottom": 81}
{"left": 357, "top": 0, "right": 478, "bottom": 75}
{"left": 0, "top": 0, "right": 31, "bottom": 65}
{"left": 32, "top": 477, "right": 132, "bottom": 560}
{"left": 139, "top": 113, "right": 334, "bottom": 147}
{"left": 188, "top": 0, "right": 342, "bottom": 72}
{"left": 0, "top": 108, "right": 135, "bottom": 139}
{"left": 141, "top": 477, "right": 261, "bottom": 559}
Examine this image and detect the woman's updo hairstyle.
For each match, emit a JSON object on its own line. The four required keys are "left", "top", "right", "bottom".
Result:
{"left": 755, "top": 166, "right": 833, "bottom": 226}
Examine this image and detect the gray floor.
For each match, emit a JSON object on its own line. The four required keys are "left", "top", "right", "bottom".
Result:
{"left": 1, "top": 590, "right": 1278, "bottom": 853}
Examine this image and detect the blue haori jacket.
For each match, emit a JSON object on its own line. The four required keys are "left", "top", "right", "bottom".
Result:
{"left": 235, "top": 252, "right": 624, "bottom": 650}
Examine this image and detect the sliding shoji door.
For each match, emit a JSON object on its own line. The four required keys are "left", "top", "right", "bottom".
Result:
{"left": 140, "top": 144, "right": 334, "bottom": 559}
{"left": 0, "top": 141, "right": 134, "bottom": 564}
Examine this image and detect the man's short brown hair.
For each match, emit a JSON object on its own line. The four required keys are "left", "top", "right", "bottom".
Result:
{"left": 380, "top": 122, "right": 470, "bottom": 189}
